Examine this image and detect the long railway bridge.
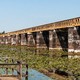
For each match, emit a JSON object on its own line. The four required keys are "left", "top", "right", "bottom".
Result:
{"left": 0, "top": 17, "right": 80, "bottom": 55}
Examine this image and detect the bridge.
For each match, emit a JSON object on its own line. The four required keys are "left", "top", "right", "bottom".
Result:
{"left": 0, "top": 17, "right": 80, "bottom": 55}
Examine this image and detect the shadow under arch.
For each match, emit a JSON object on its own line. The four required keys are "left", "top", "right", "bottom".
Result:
{"left": 56, "top": 28, "right": 68, "bottom": 51}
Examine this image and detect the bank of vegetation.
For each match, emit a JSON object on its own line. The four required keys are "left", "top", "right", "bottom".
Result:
{"left": 0, "top": 45, "right": 80, "bottom": 80}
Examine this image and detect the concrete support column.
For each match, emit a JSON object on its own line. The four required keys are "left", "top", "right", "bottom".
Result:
{"left": 36, "top": 32, "right": 41, "bottom": 48}
{"left": 56, "top": 29, "right": 62, "bottom": 49}
{"left": 6, "top": 35, "right": 11, "bottom": 44}
{"left": 11, "top": 35, "right": 16, "bottom": 45}
{"left": 68, "top": 27, "right": 80, "bottom": 53}
{"left": 68, "top": 27, "right": 75, "bottom": 52}
{"left": 16, "top": 34, "right": 21, "bottom": 45}
{"left": 0, "top": 36, "right": 7, "bottom": 44}
{"left": 73, "top": 27, "right": 80, "bottom": 53}
{"left": 21, "top": 33, "right": 27, "bottom": 45}
{"left": 49, "top": 29, "right": 68, "bottom": 51}
{"left": 0, "top": 37, "right": 1, "bottom": 44}
{"left": 36, "top": 31, "right": 49, "bottom": 49}
{"left": 5, "top": 36, "right": 8, "bottom": 44}
{"left": 49, "top": 30, "right": 61, "bottom": 49}
{"left": 27, "top": 32, "right": 36, "bottom": 47}
{"left": 56, "top": 29, "right": 68, "bottom": 51}
{"left": 27, "top": 33, "right": 32, "bottom": 46}
{"left": 49, "top": 30, "right": 53, "bottom": 49}
{"left": 11, "top": 35, "right": 13, "bottom": 45}
{"left": 49, "top": 30, "right": 58, "bottom": 50}
{"left": 16, "top": 35, "right": 19, "bottom": 45}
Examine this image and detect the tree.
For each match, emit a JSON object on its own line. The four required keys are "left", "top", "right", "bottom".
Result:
{"left": 2, "top": 31, "right": 5, "bottom": 34}
{"left": 0, "top": 31, "right": 5, "bottom": 34}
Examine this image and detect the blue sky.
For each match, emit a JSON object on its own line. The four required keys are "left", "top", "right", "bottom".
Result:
{"left": 0, "top": 0, "right": 80, "bottom": 32}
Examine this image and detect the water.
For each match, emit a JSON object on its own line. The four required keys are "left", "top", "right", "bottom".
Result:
{"left": 0, "top": 68, "right": 54, "bottom": 80}
{"left": 28, "top": 69, "right": 54, "bottom": 80}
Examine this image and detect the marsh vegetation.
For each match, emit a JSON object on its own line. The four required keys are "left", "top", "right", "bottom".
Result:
{"left": 0, "top": 45, "right": 80, "bottom": 80}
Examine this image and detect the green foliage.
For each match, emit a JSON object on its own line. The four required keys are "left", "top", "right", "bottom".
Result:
{"left": 0, "top": 31, "right": 5, "bottom": 34}
{"left": 0, "top": 44, "right": 80, "bottom": 79}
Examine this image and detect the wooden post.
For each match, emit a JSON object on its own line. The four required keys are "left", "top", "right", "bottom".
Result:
{"left": 12, "top": 59, "right": 14, "bottom": 75}
{"left": 25, "top": 64, "right": 28, "bottom": 80}
{"left": 17, "top": 61, "right": 22, "bottom": 80}
{"left": 5, "top": 58, "right": 8, "bottom": 75}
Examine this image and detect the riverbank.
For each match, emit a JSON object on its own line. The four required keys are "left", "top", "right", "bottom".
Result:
{"left": 40, "top": 69, "right": 69, "bottom": 80}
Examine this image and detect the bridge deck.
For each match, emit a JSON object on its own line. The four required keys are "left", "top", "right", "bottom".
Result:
{"left": 0, "top": 17, "right": 80, "bottom": 36}
{"left": 0, "top": 77, "right": 19, "bottom": 80}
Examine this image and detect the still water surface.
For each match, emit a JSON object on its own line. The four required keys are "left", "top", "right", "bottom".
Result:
{"left": 0, "top": 68, "right": 54, "bottom": 80}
